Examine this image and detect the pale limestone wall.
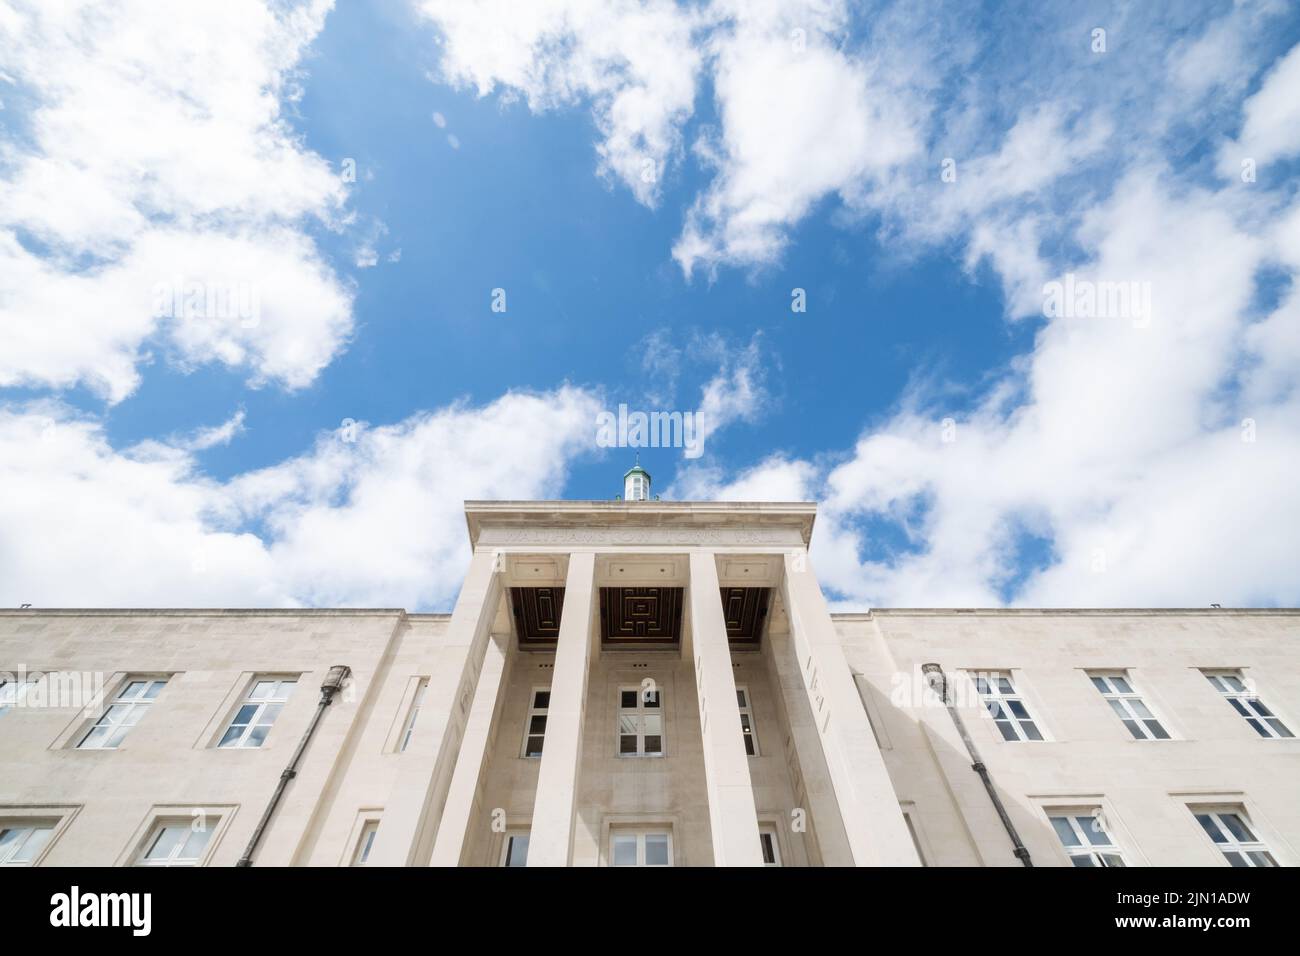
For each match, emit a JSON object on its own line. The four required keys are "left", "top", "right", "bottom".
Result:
{"left": 291, "top": 615, "right": 454, "bottom": 865}
{"left": 0, "top": 610, "right": 411, "bottom": 867}
{"left": 4, "top": 606, "right": 1296, "bottom": 867}
{"left": 843, "top": 610, "right": 1300, "bottom": 867}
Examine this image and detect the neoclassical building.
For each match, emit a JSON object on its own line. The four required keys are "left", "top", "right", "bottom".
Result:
{"left": 1, "top": 467, "right": 1297, "bottom": 867}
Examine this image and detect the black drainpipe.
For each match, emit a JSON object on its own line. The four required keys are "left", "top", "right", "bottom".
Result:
{"left": 236, "top": 664, "right": 351, "bottom": 867}
{"left": 921, "top": 663, "right": 1032, "bottom": 867}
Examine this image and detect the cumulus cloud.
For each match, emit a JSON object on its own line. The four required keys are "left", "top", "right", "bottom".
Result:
{"left": 0, "top": 388, "right": 603, "bottom": 609}
{"left": 0, "top": 0, "right": 354, "bottom": 402}
{"left": 4, "top": 0, "right": 1299, "bottom": 615}
{"left": 674, "top": 1, "right": 924, "bottom": 275}
{"left": 1217, "top": 39, "right": 1300, "bottom": 179}
{"left": 690, "top": 170, "right": 1300, "bottom": 608}
{"left": 412, "top": 0, "right": 924, "bottom": 273}
{"left": 633, "top": 5, "right": 1300, "bottom": 608}
{"left": 412, "top": 0, "right": 703, "bottom": 207}
{"left": 670, "top": 454, "right": 817, "bottom": 503}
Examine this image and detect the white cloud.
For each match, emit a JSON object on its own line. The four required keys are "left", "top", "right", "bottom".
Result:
{"left": 412, "top": 0, "right": 703, "bottom": 206}
{"left": 0, "top": 0, "right": 354, "bottom": 403}
{"left": 670, "top": 454, "right": 816, "bottom": 503}
{"left": 675, "top": 2, "right": 924, "bottom": 275}
{"left": 0, "top": 388, "right": 603, "bottom": 609}
{"left": 622, "top": 329, "right": 768, "bottom": 452}
{"left": 1217, "top": 39, "right": 1300, "bottom": 178}
{"left": 179, "top": 411, "right": 248, "bottom": 452}
{"left": 693, "top": 333, "right": 766, "bottom": 450}
{"left": 693, "top": 173, "right": 1300, "bottom": 608}
{"left": 5, "top": 1, "right": 1299, "bottom": 616}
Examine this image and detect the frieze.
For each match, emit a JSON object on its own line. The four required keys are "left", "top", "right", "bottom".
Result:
{"left": 478, "top": 526, "right": 802, "bottom": 546}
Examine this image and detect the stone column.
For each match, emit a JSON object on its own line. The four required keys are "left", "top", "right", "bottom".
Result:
{"left": 527, "top": 551, "right": 596, "bottom": 866}
{"left": 781, "top": 550, "right": 920, "bottom": 866}
{"left": 368, "top": 550, "right": 501, "bottom": 866}
{"left": 428, "top": 632, "right": 509, "bottom": 866}
{"left": 766, "top": 608, "right": 856, "bottom": 865}
{"left": 689, "top": 551, "right": 764, "bottom": 866}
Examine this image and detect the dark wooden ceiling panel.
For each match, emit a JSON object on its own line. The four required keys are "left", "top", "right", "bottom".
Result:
{"left": 600, "top": 587, "right": 683, "bottom": 645}
{"left": 720, "top": 586, "right": 770, "bottom": 644}
{"left": 515, "top": 584, "right": 769, "bottom": 647}
{"left": 511, "top": 586, "right": 565, "bottom": 645}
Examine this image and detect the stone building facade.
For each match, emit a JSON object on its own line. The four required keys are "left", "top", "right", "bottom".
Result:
{"left": 1, "top": 499, "right": 1296, "bottom": 867}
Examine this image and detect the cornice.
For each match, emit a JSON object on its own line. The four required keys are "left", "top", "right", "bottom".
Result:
{"left": 463, "top": 500, "right": 817, "bottom": 548}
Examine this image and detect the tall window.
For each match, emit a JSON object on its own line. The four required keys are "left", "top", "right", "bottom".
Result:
{"left": 1193, "top": 810, "right": 1277, "bottom": 867}
{"left": 0, "top": 675, "right": 38, "bottom": 717}
{"left": 611, "top": 830, "right": 671, "bottom": 866}
{"left": 1204, "top": 672, "right": 1293, "bottom": 739}
{"left": 1049, "top": 811, "right": 1126, "bottom": 867}
{"left": 521, "top": 688, "right": 549, "bottom": 757}
{"left": 500, "top": 830, "right": 530, "bottom": 867}
{"left": 973, "top": 672, "right": 1043, "bottom": 741}
{"left": 351, "top": 821, "right": 379, "bottom": 866}
{"left": 136, "top": 821, "right": 214, "bottom": 867}
{"left": 1089, "top": 672, "right": 1169, "bottom": 740}
{"left": 759, "top": 825, "right": 781, "bottom": 866}
{"left": 618, "top": 686, "right": 663, "bottom": 756}
{"left": 399, "top": 679, "right": 427, "bottom": 753}
{"left": 217, "top": 677, "right": 296, "bottom": 748}
{"left": 0, "top": 823, "right": 54, "bottom": 866}
{"left": 737, "top": 686, "right": 758, "bottom": 756}
{"left": 78, "top": 678, "right": 167, "bottom": 749}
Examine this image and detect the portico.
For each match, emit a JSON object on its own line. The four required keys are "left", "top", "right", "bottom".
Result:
{"left": 408, "top": 497, "right": 920, "bottom": 866}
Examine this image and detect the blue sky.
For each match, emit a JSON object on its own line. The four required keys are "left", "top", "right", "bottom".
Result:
{"left": 2, "top": 1, "right": 1299, "bottom": 610}
{"left": 98, "top": 0, "right": 1024, "bottom": 490}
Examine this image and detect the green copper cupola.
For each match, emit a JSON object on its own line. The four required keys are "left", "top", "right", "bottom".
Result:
{"left": 623, "top": 455, "right": 651, "bottom": 501}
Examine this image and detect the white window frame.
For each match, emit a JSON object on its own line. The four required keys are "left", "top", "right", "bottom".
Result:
{"left": 609, "top": 829, "right": 672, "bottom": 866}
{"left": 1203, "top": 671, "right": 1294, "bottom": 739}
{"left": 1089, "top": 672, "right": 1170, "bottom": 740}
{"left": 77, "top": 677, "right": 167, "bottom": 750}
{"left": 399, "top": 679, "right": 427, "bottom": 753}
{"left": 135, "top": 820, "right": 217, "bottom": 867}
{"left": 217, "top": 676, "right": 297, "bottom": 749}
{"left": 0, "top": 822, "right": 56, "bottom": 866}
{"left": 1192, "top": 808, "right": 1278, "bottom": 867}
{"left": 617, "top": 685, "right": 663, "bottom": 757}
{"left": 1048, "top": 809, "right": 1127, "bottom": 867}
{"left": 972, "top": 672, "right": 1044, "bottom": 741}
{"left": 758, "top": 824, "right": 782, "bottom": 866}
{"left": 737, "top": 685, "right": 758, "bottom": 756}
{"left": 351, "top": 821, "right": 379, "bottom": 866}
{"left": 520, "top": 687, "right": 550, "bottom": 758}
{"left": 0, "top": 674, "right": 39, "bottom": 717}
{"left": 499, "top": 829, "right": 530, "bottom": 867}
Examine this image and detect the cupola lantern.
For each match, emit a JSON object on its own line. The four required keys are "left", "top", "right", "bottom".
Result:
{"left": 623, "top": 455, "right": 651, "bottom": 502}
